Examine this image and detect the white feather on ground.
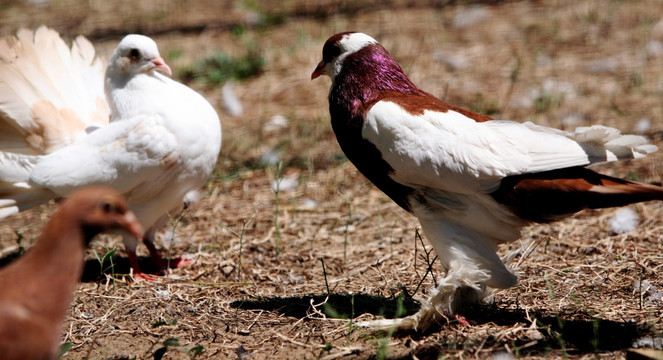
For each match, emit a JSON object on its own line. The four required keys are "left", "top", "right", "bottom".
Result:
{"left": 221, "top": 82, "right": 243, "bottom": 117}
{"left": 609, "top": 208, "right": 639, "bottom": 234}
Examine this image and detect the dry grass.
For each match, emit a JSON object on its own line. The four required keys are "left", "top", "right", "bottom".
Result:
{"left": 1, "top": 0, "right": 663, "bottom": 359}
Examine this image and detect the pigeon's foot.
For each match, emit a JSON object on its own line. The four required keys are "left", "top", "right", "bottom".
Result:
{"left": 357, "top": 270, "right": 489, "bottom": 332}
{"left": 131, "top": 272, "right": 159, "bottom": 281}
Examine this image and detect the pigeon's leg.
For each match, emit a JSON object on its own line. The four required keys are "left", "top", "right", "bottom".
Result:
{"left": 142, "top": 224, "right": 196, "bottom": 274}
{"left": 122, "top": 234, "right": 157, "bottom": 281}
{"left": 141, "top": 226, "right": 170, "bottom": 272}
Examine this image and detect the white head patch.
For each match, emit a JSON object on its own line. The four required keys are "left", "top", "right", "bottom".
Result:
{"left": 339, "top": 32, "right": 378, "bottom": 54}
{"left": 329, "top": 32, "right": 379, "bottom": 79}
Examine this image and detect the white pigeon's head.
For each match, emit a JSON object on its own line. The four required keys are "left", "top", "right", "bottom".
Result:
{"left": 107, "top": 34, "right": 172, "bottom": 78}
{"left": 311, "top": 32, "right": 378, "bottom": 80}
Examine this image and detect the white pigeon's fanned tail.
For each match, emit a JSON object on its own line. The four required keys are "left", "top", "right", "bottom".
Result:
{"left": 0, "top": 26, "right": 108, "bottom": 155}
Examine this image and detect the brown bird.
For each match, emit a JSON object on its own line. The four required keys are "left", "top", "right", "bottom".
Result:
{"left": 0, "top": 186, "right": 144, "bottom": 360}
{"left": 312, "top": 32, "right": 663, "bottom": 330}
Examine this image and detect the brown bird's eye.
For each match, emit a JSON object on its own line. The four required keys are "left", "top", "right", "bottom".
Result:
{"left": 128, "top": 48, "right": 140, "bottom": 60}
{"left": 101, "top": 201, "right": 114, "bottom": 213}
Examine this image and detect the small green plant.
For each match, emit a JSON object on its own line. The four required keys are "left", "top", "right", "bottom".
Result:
{"left": 469, "top": 93, "right": 499, "bottom": 116}
{"left": 187, "top": 345, "right": 205, "bottom": 358}
{"left": 180, "top": 47, "right": 265, "bottom": 85}
{"left": 272, "top": 161, "right": 283, "bottom": 255}
{"left": 152, "top": 317, "right": 177, "bottom": 328}
{"left": 93, "top": 247, "right": 117, "bottom": 289}
{"left": 148, "top": 319, "right": 205, "bottom": 359}
{"left": 318, "top": 343, "right": 333, "bottom": 358}
{"left": 166, "top": 49, "right": 183, "bottom": 61}
{"left": 535, "top": 92, "right": 562, "bottom": 113}
{"left": 219, "top": 212, "right": 257, "bottom": 280}
{"left": 374, "top": 293, "right": 407, "bottom": 359}
{"left": 57, "top": 342, "right": 72, "bottom": 359}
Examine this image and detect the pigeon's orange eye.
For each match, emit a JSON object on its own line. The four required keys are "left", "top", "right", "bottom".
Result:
{"left": 128, "top": 49, "right": 139, "bottom": 60}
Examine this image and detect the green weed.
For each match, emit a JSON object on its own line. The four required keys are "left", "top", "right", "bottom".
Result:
{"left": 180, "top": 48, "right": 265, "bottom": 85}
{"left": 219, "top": 212, "right": 257, "bottom": 280}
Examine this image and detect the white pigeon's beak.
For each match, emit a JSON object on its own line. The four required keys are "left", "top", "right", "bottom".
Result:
{"left": 151, "top": 56, "right": 172, "bottom": 77}
{"left": 311, "top": 60, "right": 325, "bottom": 80}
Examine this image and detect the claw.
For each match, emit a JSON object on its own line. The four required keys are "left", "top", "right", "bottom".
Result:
{"left": 455, "top": 313, "right": 472, "bottom": 327}
{"left": 132, "top": 272, "right": 159, "bottom": 281}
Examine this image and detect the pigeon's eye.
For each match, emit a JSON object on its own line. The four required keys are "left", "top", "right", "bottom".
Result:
{"left": 323, "top": 44, "right": 341, "bottom": 63}
{"left": 128, "top": 48, "right": 140, "bottom": 60}
{"left": 100, "top": 201, "right": 114, "bottom": 214}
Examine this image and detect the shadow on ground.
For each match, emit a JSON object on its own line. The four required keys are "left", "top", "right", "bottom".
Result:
{"left": 233, "top": 294, "right": 651, "bottom": 358}
{"left": 230, "top": 293, "right": 421, "bottom": 320}
{"left": 469, "top": 306, "right": 648, "bottom": 352}
{"left": 80, "top": 255, "right": 185, "bottom": 281}
{"left": 388, "top": 306, "right": 651, "bottom": 359}
{"left": 0, "top": 249, "right": 180, "bottom": 281}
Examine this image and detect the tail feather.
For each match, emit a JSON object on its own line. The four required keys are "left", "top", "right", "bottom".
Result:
{"left": 570, "top": 125, "right": 657, "bottom": 162}
{"left": 0, "top": 26, "right": 108, "bottom": 155}
{"left": 493, "top": 167, "right": 663, "bottom": 222}
{"left": 0, "top": 151, "right": 54, "bottom": 218}
{"left": 521, "top": 122, "right": 657, "bottom": 163}
{"left": 0, "top": 186, "right": 55, "bottom": 218}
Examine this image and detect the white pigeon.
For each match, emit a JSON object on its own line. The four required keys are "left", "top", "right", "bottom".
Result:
{"left": 0, "top": 26, "right": 222, "bottom": 279}
{"left": 312, "top": 32, "right": 663, "bottom": 330}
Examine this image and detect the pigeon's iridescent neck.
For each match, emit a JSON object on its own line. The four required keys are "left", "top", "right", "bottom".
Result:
{"left": 329, "top": 44, "right": 420, "bottom": 122}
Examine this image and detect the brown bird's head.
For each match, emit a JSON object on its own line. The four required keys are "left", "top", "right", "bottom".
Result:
{"left": 58, "top": 186, "right": 144, "bottom": 244}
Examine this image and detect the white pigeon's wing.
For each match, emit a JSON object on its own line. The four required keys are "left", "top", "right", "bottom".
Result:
{"left": 29, "top": 115, "right": 180, "bottom": 202}
{"left": 0, "top": 26, "right": 108, "bottom": 155}
{"left": 362, "top": 101, "right": 655, "bottom": 194}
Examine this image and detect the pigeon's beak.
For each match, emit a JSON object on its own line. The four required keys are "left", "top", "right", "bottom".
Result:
{"left": 120, "top": 211, "right": 145, "bottom": 241}
{"left": 311, "top": 60, "right": 325, "bottom": 80}
{"left": 151, "top": 56, "right": 172, "bottom": 77}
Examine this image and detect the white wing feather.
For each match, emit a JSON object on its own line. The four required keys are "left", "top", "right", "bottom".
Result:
{"left": 29, "top": 115, "right": 180, "bottom": 201}
{"left": 363, "top": 101, "right": 656, "bottom": 195}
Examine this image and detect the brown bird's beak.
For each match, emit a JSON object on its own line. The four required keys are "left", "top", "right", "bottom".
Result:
{"left": 120, "top": 211, "right": 145, "bottom": 241}
{"left": 311, "top": 60, "right": 325, "bottom": 80}
{"left": 151, "top": 56, "right": 172, "bottom": 77}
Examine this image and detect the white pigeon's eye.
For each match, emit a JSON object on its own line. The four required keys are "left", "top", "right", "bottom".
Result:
{"left": 128, "top": 48, "right": 140, "bottom": 60}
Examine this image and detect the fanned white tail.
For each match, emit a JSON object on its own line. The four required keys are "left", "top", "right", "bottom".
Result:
{"left": 0, "top": 26, "right": 108, "bottom": 218}
{"left": 521, "top": 122, "right": 658, "bottom": 162}
{"left": 0, "top": 26, "right": 108, "bottom": 156}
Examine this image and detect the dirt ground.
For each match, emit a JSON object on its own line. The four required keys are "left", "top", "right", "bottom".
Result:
{"left": 1, "top": 0, "right": 663, "bottom": 359}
